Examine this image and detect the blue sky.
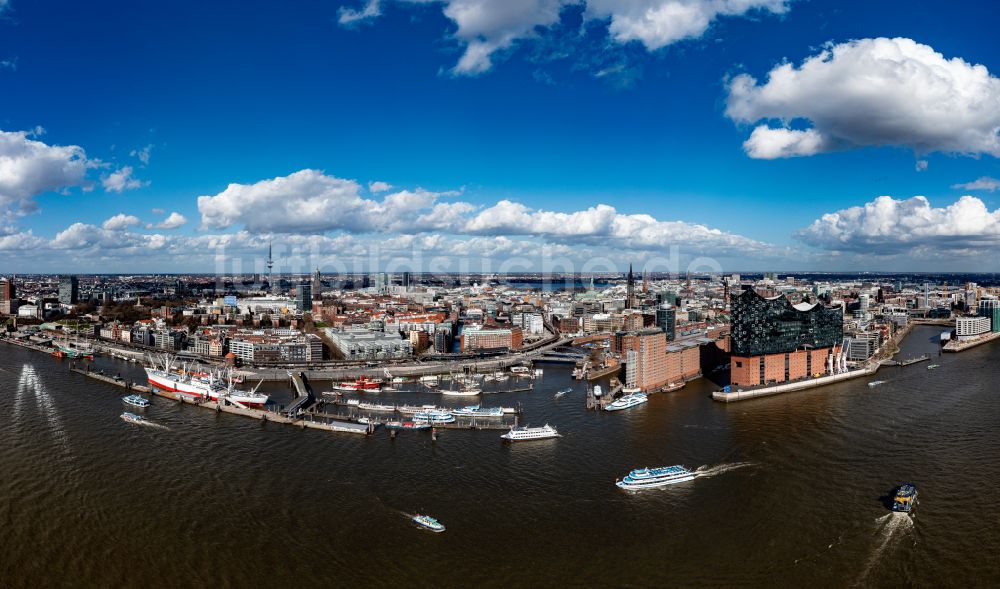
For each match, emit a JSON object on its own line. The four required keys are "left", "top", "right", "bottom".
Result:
{"left": 3, "top": 0, "right": 1000, "bottom": 273}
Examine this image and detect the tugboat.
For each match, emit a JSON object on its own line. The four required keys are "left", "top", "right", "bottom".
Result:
{"left": 892, "top": 482, "right": 918, "bottom": 514}
{"left": 412, "top": 514, "right": 445, "bottom": 532}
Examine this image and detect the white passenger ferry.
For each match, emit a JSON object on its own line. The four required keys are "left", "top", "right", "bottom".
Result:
{"left": 605, "top": 392, "right": 648, "bottom": 411}
{"left": 500, "top": 424, "right": 560, "bottom": 442}
{"left": 616, "top": 465, "right": 694, "bottom": 490}
{"left": 451, "top": 405, "right": 503, "bottom": 418}
{"left": 413, "top": 411, "right": 456, "bottom": 424}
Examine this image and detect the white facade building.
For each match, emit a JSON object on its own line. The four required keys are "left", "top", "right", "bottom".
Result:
{"left": 956, "top": 316, "right": 990, "bottom": 340}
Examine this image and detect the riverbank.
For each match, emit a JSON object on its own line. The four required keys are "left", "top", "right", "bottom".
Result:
{"left": 943, "top": 330, "right": 1000, "bottom": 352}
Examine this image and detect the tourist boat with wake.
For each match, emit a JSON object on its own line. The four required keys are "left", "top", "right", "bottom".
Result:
{"left": 605, "top": 392, "right": 648, "bottom": 411}
{"left": 120, "top": 412, "right": 144, "bottom": 424}
{"left": 451, "top": 405, "right": 503, "bottom": 418}
{"left": 412, "top": 514, "right": 445, "bottom": 532}
{"left": 500, "top": 424, "right": 560, "bottom": 442}
{"left": 892, "top": 482, "right": 918, "bottom": 514}
{"left": 616, "top": 465, "right": 694, "bottom": 490}
{"left": 122, "top": 394, "right": 150, "bottom": 408}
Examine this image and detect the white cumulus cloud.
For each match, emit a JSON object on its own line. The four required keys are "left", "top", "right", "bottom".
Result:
{"left": 586, "top": 0, "right": 788, "bottom": 51}
{"left": 101, "top": 166, "right": 148, "bottom": 193}
{"left": 726, "top": 37, "right": 1000, "bottom": 160}
{"left": 101, "top": 213, "right": 142, "bottom": 231}
{"left": 197, "top": 169, "right": 775, "bottom": 258}
{"left": 797, "top": 195, "right": 1000, "bottom": 255}
{"left": 155, "top": 211, "right": 188, "bottom": 230}
{"left": 368, "top": 180, "right": 394, "bottom": 192}
{"left": 0, "top": 128, "right": 93, "bottom": 215}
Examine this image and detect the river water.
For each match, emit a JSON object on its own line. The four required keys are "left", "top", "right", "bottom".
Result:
{"left": 1, "top": 325, "right": 997, "bottom": 588}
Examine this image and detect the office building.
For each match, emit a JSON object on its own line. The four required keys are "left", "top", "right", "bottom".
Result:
{"left": 625, "top": 264, "right": 635, "bottom": 309}
{"left": 326, "top": 327, "right": 412, "bottom": 360}
{"left": 978, "top": 298, "right": 1000, "bottom": 332}
{"left": 295, "top": 282, "right": 311, "bottom": 312}
{"left": 58, "top": 275, "right": 79, "bottom": 305}
{"left": 460, "top": 325, "right": 523, "bottom": 352}
{"left": 655, "top": 305, "right": 676, "bottom": 341}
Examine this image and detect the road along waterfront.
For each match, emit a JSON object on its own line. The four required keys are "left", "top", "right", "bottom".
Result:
{"left": 1, "top": 325, "right": 997, "bottom": 588}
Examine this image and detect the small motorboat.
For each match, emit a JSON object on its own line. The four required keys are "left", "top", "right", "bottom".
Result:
{"left": 412, "top": 514, "right": 445, "bottom": 532}
{"left": 868, "top": 380, "right": 886, "bottom": 388}
{"left": 120, "top": 412, "right": 144, "bottom": 424}
{"left": 554, "top": 388, "right": 572, "bottom": 398}
{"left": 892, "top": 482, "right": 918, "bottom": 514}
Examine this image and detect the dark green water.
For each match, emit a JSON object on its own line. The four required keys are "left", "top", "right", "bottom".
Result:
{"left": 1, "top": 326, "right": 997, "bottom": 588}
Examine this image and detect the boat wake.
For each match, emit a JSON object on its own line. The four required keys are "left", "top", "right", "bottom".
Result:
{"left": 693, "top": 461, "right": 754, "bottom": 478}
{"left": 17, "top": 365, "right": 71, "bottom": 453}
{"left": 857, "top": 512, "right": 914, "bottom": 584}
{"left": 132, "top": 419, "right": 170, "bottom": 430}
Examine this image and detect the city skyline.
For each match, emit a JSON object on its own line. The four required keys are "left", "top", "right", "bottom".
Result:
{"left": 3, "top": 0, "right": 1000, "bottom": 273}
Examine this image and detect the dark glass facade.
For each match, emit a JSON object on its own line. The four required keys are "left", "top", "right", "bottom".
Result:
{"left": 731, "top": 288, "right": 843, "bottom": 356}
{"left": 655, "top": 306, "right": 676, "bottom": 341}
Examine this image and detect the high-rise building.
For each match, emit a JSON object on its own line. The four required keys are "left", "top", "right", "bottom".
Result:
{"left": 625, "top": 263, "right": 635, "bottom": 309}
{"left": 312, "top": 268, "right": 322, "bottom": 301}
{"left": 0, "top": 276, "right": 16, "bottom": 315}
{"left": 978, "top": 298, "right": 1000, "bottom": 332}
{"left": 0, "top": 276, "right": 14, "bottom": 301}
{"left": 375, "top": 272, "right": 389, "bottom": 293}
{"left": 655, "top": 304, "right": 676, "bottom": 341}
{"left": 622, "top": 329, "right": 668, "bottom": 392}
{"left": 402, "top": 271, "right": 411, "bottom": 290}
{"left": 729, "top": 288, "right": 844, "bottom": 388}
{"left": 58, "top": 275, "right": 79, "bottom": 305}
{"left": 295, "top": 282, "right": 311, "bottom": 312}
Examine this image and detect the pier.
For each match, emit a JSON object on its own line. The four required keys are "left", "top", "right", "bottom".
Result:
{"left": 882, "top": 354, "right": 931, "bottom": 366}
{"left": 70, "top": 367, "right": 371, "bottom": 435}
